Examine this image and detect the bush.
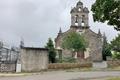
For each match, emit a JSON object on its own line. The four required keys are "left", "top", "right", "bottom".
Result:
{"left": 62, "top": 57, "right": 77, "bottom": 63}
{"left": 112, "top": 51, "right": 120, "bottom": 59}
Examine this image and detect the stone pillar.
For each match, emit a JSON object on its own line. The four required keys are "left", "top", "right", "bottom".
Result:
{"left": 16, "top": 52, "right": 21, "bottom": 73}
{"left": 71, "top": 15, "right": 76, "bottom": 26}
{"left": 78, "top": 16, "right": 82, "bottom": 27}
{"left": 16, "top": 63, "right": 21, "bottom": 73}
{"left": 74, "top": 52, "right": 78, "bottom": 59}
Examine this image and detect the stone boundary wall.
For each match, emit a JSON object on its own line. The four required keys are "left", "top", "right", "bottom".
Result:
{"left": 48, "top": 63, "right": 92, "bottom": 69}
{"left": 107, "top": 60, "right": 120, "bottom": 67}
{"left": 20, "top": 47, "right": 48, "bottom": 72}
{"left": 0, "top": 63, "right": 16, "bottom": 72}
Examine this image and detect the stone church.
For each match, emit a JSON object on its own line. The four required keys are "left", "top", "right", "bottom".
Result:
{"left": 55, "top": 1, "right": 103, "bottom": 62}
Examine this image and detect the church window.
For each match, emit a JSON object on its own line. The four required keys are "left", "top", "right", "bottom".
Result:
{"left": 81, "top": 21, "right": 85, "bottom": 26}
{"left": 75, "top": 22, "right": 78, "bottom": 26}
{"left": 75, "top": 15, "right": 78, "bottom": 21}
{"left": 78, "top": 7, "right": 81, "bottom": 11}
{"left": 75, "top": 15, "right": 78, "bottom": 26}
{"left": 81, "top": 15, "right": 85, "bottom": 26}
{"left": 82, "top": 15, "right": 85, "bottom": 20}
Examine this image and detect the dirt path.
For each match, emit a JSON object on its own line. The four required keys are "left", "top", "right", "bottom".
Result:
{"left": 0, "top": 71, "right": 120, "bottom": 80}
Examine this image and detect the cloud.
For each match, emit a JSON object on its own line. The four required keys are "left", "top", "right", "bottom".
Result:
{"left": 0, "top": 0, "right": 119, "bottom": 47}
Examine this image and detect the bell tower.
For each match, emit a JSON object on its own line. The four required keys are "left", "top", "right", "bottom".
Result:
{"left": 70, "top": 0, "right": 89, "bottom": 28}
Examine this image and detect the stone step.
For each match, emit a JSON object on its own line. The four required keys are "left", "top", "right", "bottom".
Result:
{"left": 92, "top": 61, "right": 108, "bottom": 69}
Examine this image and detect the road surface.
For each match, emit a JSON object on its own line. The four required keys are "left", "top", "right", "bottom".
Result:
{"left": 0, "top": 71, "right": 120, "bottom": 80}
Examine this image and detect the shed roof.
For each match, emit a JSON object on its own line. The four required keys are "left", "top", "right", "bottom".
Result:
{"left": 21, "top": 47, "right": 48, "bottom": 50}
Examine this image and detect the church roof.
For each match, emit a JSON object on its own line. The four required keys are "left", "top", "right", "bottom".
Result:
{"left": 71, "top": 1, "right": 89, "bottom": 13}
{"left": 58, "top": 27, "right": 62, "bottom": 34}
{"left": 83, "top": 7, "right": 89, "bottom": 13}
{"left": 77, "top": 1, "right": 83, "bottom": 6}
{"left": 70, "top": 7, "right": 77, "bottom": 13}
{"left": 22, "top": 47, "right": 48, "bottom": 50}
{"left": 98, "top": 29, "right": 102, "bottom": 37}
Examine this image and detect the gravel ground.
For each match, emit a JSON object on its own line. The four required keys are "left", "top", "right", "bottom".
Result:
{"left": 0, "top": 71, "right": 120, "bottom": 80}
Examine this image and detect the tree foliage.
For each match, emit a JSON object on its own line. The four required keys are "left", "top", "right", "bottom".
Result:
{"left": 46, "top": 38, "right": 56, "bottom": 63}
{"left": 102, "top": 36, "right": 112, "bottom": 60}
{"left": 112, "top": 51, "right": 120, "bottom": 59}
{"left": 110, "top": 34, "right": 120, "bottom": 59}
{"left": 91, "top": 0, "right": 120, "bottom": 31}
{"left": 111, "top": 34, "right": 120, "bottom": 52}
{"left": 62, "top": 32, "right": 87, "bottom": 52}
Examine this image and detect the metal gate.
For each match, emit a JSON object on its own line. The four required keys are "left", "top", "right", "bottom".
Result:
{"left": 0, "top": 47, "right": 19, "bottom": 72}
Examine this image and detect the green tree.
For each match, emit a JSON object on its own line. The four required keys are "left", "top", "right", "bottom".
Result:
{"left": 91, "top": 0, "right": 120, "bottom": 31}
{"left": 112, "top": 52, "right": 120, "bottom": 59}
{"left": 46, "top": 38, "right": 56, "bottom": 63}
{"left": 102, "top": 35, "right": 112, "bottom": 60}
{"left": 111, "top": 34, "right": 120, "bottom": 59}
{"left": 62, "top": 32, "right": 87, "bottom": 54}
{"left": 111, "top": 34, "right": 120, "bottom": 52}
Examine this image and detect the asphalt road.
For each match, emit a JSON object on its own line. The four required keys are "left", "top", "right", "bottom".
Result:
{"left": 0, "top": 71, "right": 120, "bottom": 80}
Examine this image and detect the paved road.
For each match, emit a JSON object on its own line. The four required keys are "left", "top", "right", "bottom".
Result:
{"left": 0, "top": 71, "right": 120, "bottom": 80}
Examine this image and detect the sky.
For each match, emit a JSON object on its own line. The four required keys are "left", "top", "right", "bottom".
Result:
{"left": 0, "top": 0, "right": 119, "bottom": 47}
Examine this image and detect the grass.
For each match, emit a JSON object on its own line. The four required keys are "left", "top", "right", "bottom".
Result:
{"left": 65, "top": 68, "right": 92, "bottom": 72}
{"left": 107, "top": 66, "right": 120, "bottom": 71}
{"left": 107, "top": 77, "right": 120, "bottom": 80}
{"left": 0, "top": 73, "right": 29, "bottom": 77}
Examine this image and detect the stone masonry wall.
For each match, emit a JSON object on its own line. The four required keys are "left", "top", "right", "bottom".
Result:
{"left": 83, "top": 29, "right": 103, "bottom": 62}
{"left": 0, "top": 63, "right": 16, "bottom": 72}
{"left": 107, "top": 60, "right": 120, "bottom": 67}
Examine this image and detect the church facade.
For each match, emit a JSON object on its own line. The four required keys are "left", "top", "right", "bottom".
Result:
{"left": 55, "top": 1, "right": 103, "bottom": 62}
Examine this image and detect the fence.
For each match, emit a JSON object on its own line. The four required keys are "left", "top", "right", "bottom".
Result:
{"left": 0, "top": 47, "right": 19, "bottom": 72}
{"left": 0, "top": 61, "right": 16, "bottom": 72}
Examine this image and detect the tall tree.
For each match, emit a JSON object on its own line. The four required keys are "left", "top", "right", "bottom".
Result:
{"left": 91, "top": 0, "right": 120, "bottom": 31}
{"left": 111, "top": 34, "right": 120, "bottom": 52}
{"left": 102, "top": 34, "right": 112, "bottom": 60}
{"left": 62, "top": 32, "right": 87, "bottom": 55}
{"left": 46, "top": 38, "right": 56, "bottom": 63}
{"left": 111, "top": 34, "right": 120, "bottom": 59}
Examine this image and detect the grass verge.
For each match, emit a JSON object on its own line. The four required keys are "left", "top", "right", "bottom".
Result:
{"left": 107, "top": 77, "right": 120, "bottom": 80}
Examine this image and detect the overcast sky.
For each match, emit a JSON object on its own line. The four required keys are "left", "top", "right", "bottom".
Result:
{"left": 0, "top": 0, "right": 119, "bottom": 47}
